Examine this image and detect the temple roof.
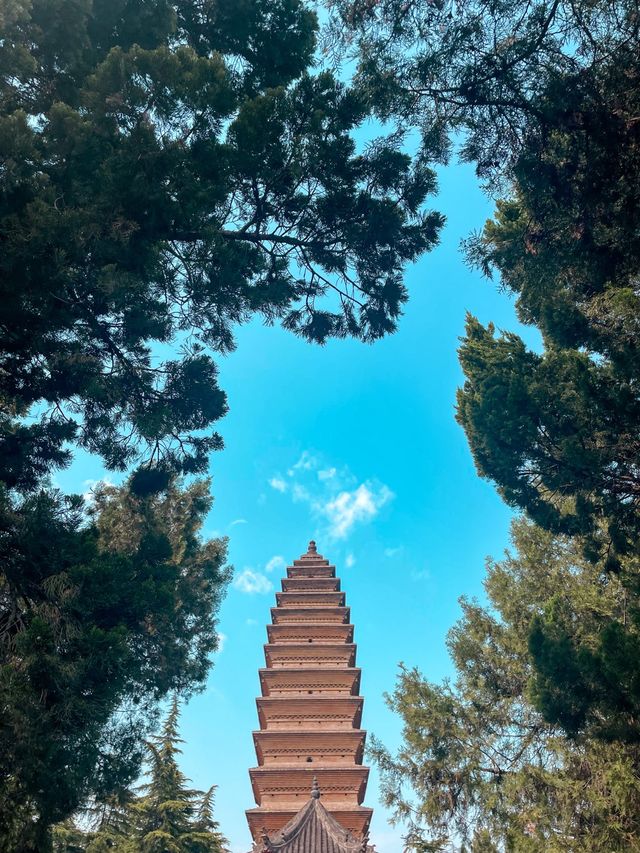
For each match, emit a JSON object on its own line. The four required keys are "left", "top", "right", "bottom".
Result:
{"left": 250, "top": 781, "right": 373, "bottom": 853}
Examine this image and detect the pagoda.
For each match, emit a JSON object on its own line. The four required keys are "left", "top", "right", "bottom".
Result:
{"left": 246, "top": 541, "right": 374, "bottom": 853}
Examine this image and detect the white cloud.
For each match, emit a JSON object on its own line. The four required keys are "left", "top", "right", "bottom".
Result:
{"left": 269, "top": 450, "right": 394, "bottom": 542}
{"left": 411, "top": 567, "right": 431, "bottom": 582}
{"left": 216, "top": 632, "right": 227, "bottom": 653}
{"left": 322, "top": 483, "right": 393, "bottom": 539}
{"left": 288, "top": 450, "right": 317, "bottom": 476}
{"left": 230, "top": 518, "right": 248, "bottom": 526}
{"left": 384, "top": 546, "right": 402, "bottom": 558}
{"left": 345, "top": 553, "right": 356, "bottom": 568}
{"left": 265, "top": 555, "right": 286, "bottom": 574}
{"left": 245, "top": 618, "right": 258, "bottom": 626}
{"left": 318, "top": 467, "right": 337, "bottom": 481}
{"left": 233, "top": 568, "right": 273, "bottom": 595}
{"left": 292, "top": 483, "right": 311, "bottom": 503}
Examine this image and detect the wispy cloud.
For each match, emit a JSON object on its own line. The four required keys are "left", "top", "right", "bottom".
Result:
{"left": 288, "top": 451, "right": 317, "bottom": 475}
{"left": 216, "top": 631, "right": 227, "bottom": 653}
{"left": 411, "top": 567, "right": 431, "bottom": 582}
{"left": 82, "top": 476, "right": 115, "bottom": 502}
{"left": 233, "top": 568, "right": 273, "bottom": 595}
{"left": 265, "top": 555, "right": 286, "bottom": 574}
{"left": 345, "top": 553, "right": 356, "bottom": 568}
{"left": 384, "top": 546, "right": 402, "bottom": 558}
{"left": 292, "top": 483, "right": 311, "bottom": 503}
{"left": 318, "top": 467, "right": 337, "bottom": 481}
{"left": 268, "top": 476, "right": 287, "bottom": 493}
{"left": 322, "top": 483, "right": 393, "bottom": 539}
{"left": 267, "top": 451, "right": 394, "bottom": 541}
{"left": 230, "top": 518, "right": 248, "bottom": 527}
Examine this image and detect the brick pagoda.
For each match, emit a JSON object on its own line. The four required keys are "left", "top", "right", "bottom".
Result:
{"left": 246, "top": 541, "right": 373, "bottom": 852}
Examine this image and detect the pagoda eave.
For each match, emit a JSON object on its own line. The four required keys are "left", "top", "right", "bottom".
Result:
{"left": 282, "top": 577, "right": 341, "bottom": 592}
{"left": 270, "top": 606, "right": 350, "bottom": 625}
{"left": 249, "top": 765, "right": 370, "bottom": 807}
{"left": 264, "top": 642, "right": 357, "bottom": 668}
{"left": 256, "top": 696, "right": 364, "bottom": 731}
{"left": 258, "top": 667, "right": 361, "bottom": 697}
{"left": 276, "top": 591, "right": 346, "bottom": 608}
{"left": 252, "top": 729, "right": 366, "bottom": 765}
{"left": 266, "top": 623, "right": 354, "bottom": 644}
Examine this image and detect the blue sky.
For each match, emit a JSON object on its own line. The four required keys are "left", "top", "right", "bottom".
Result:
{"left": 55, "top": 155, "right": 540, "bottom": 852}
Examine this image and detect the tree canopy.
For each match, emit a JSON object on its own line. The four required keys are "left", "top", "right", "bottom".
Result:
{"left": 372, "top": 519, "right": 640, "bottom": 851}
{"left": 51, "top": 700, "right": 227, "bottom": 853}
{"left": 1, "top": 0, "right": 442, "bottom": 486}
{"left": 456, "top": 52, "right": 640, "bottom": 565}
{"left": 0, "top": 479, "right": 230, "bottom": 851}
{"left": 328, "top": 0, "right": 639, "bottom": 185}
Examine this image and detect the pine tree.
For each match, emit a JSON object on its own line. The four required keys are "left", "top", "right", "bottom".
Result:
{"left": 52, "top": 704, "right": 226, "bottom": 853}
{"left": 1, "top": 480, "right": 230, "bottom": 850}
{"left": 328, "top": 0, "right": 639, "bottom": 187}
{"left": 371, "top": 519, "right": 640, "bottom": 851}
{"left": 184, "top": 788, "right": 226, "bottom": 853}
{"left": 132, "top": 699, "right": 227, "bottom": 853}
{"left": 0, "top": 0, "right": 442, "bottom": 490}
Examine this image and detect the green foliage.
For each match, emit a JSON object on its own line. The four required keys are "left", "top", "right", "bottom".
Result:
{"left": 0, "top": 0, "right": 442, "bottom": 484}
{"left": 53, "top": 701, "right": 227, "bottom": 853}
{"left": 372, "top": 518, "right": 640, "bottom": 851}
{"left": 132, "top": 699, "right": 226, "bottom": 853}
{"left": 456, "top": 54, "right": 640, "bottom": 564}
{"left": 449, "top": 43, "right": 640, "bottom": 738}
{"left": 0, "top": 480, "right": 230, "bottom": 850}
{"left": 328, "top": 0, "right": 639, "bottom": 185}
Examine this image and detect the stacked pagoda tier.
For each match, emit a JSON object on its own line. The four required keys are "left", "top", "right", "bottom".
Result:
{"left": 246, "top": 541, "right": 372, "bottom": 842}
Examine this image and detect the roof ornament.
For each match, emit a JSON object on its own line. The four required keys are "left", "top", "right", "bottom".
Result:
{"left": 260, "top": 827, "right": 273, "bottom": 852}
{"left": 311, "top": 775, "right": 321, "bottom": 799}
{"left": 307, "top": 540, "right": 317, "bottom": 554}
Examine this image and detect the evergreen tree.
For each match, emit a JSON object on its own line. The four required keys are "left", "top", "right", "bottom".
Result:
{"left": 51, "top": 822, "right": 88, "bottom": 853}
{"left": 134, "top": 698, "right": 201, "bottom": 853}
{"left": 83, "top": 796, "right": 135, "bottom": 853}
{"left": 328, "top": 0, "right": 639, "bottom": 186}
{"left": 452, "top": 52, "right": 640, "bottom": 737}
{"left": 184, "top": 787, "right": 226, "bottom": 853}
{"left": 52, "top": 702, "right": 227, "bottom": 853}
{"left": 456, "top": 55, "right": 640, "bottom": 567}
{"left": 0, "top": 0, "right": 442, "bottom": 490}
{"left": 0, "top": 480, "right": 230, "bottom": 851}
{"left": 371, "top": 518, "right": 640, "bottom": 851}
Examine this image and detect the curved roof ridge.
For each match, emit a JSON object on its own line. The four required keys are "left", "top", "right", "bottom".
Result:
{"left": 256, "top": 796, "right": 365, "bottom": 852}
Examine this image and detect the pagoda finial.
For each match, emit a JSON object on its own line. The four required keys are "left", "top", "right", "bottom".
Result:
{"left": 311, "top": 775, "right": 321, "bottom": 799}
{"left": 307, "top": 540, "right": 317, "bottom": 554}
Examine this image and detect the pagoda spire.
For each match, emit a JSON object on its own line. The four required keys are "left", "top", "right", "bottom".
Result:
{"left": 245, "top": 542, "right": 373, "bottom": 849}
